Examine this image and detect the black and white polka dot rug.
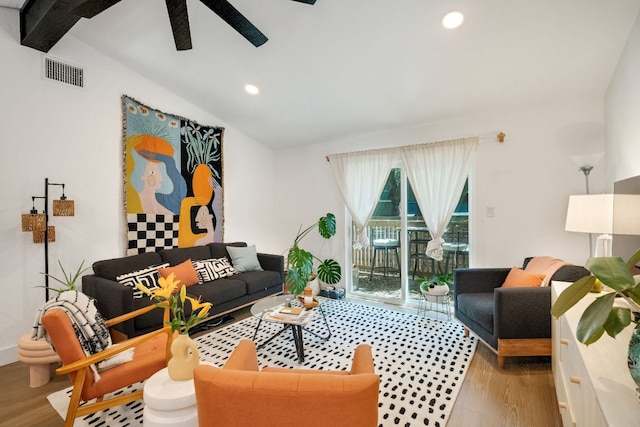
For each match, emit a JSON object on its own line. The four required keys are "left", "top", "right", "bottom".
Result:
{"left": 48, "top": 298, "right": 476, "bottom": 426}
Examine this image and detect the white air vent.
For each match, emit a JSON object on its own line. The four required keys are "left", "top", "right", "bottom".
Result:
{"left": 42, "top": 56, "right": 85, "bottom": 88}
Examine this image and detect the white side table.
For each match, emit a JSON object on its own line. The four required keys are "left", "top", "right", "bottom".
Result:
{"left": 143, "top": 367, "right": 198, "bottom": 427}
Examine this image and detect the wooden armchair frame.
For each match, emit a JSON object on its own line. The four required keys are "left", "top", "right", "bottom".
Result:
{"left": 43, "top": 304, "right": 172, "bottom": 427}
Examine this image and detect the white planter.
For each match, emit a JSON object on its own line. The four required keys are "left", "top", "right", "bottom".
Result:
{"left": 422, "top": 284, "right": 449, "bottom": 302}
{"left": 307, "top": 276, "right": 320, "bottom": 296}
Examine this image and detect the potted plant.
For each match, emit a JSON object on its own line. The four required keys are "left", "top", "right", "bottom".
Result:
{"left": 286, "top": 213, "right": 342, "bottom": 296}
{"left": 136, "top": 273, "right": 212, "bottom": 380}
{"left": 551, "top": 249, "right": 640, "bottom": 392}
{"left": 419, "top": 274, "right": 451, "bottom": 301}
{"left": 39, "top": 260, "right": 90, "bottom": 295}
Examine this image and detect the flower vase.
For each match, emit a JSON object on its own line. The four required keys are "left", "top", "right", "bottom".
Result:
{"left": 168, "top": 333, "right": 199, "bottom": 381}
{"left": 628, "top": 324, "right": 640, "bottom": 401}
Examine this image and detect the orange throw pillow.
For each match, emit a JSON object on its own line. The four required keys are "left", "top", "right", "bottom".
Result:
{"left": 158, "top": 259, "right": 200, "bottom": 288}
{"left": 501, "top": 267, "right": 545, "bottom": 288}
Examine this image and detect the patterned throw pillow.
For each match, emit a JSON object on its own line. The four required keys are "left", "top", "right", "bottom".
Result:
{"left": 116, "top": 263, "right": 169, "bottom": 299}
{"left": 193, "top": 258, "right": 237, "bottom": 283}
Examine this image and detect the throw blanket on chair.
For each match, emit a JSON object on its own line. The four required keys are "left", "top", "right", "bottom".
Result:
{"left": 32, "top": 290, "right": 132, "bottom": 380}
{"left": 525, "top": 256, "right": 570, "bottom": 287}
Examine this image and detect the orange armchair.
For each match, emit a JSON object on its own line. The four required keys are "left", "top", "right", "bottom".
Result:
{"left": 41, "top": 304, "right": 172, "bottom": 427}
{"left": 193, "top": 340, "right": 380, "bottom": 427}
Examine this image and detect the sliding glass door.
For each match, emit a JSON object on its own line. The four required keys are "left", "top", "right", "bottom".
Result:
{"left": 350, "top": 169, "right": 469, "bottom": 305}
{"left": 351, "top": 168, "right": 402, "bottom": 302}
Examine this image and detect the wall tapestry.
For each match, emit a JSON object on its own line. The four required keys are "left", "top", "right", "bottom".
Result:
{"left": 122, "top": 95, "right": 224, "bottom": 255}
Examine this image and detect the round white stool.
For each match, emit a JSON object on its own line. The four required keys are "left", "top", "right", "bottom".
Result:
{"left": 17, "top": 333, "right": 60, "bottom": 387}
{"left": 143, "top": 367, "right": 198, "bottom": 427}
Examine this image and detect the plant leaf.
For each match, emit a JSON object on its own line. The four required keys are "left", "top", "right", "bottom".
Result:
{"left": 582, "top": 326, "right": 605, "bottom": 346}
{"left": 317, "top": 259, "right": 342, "bottom": 285}
{"left": 603, "top": 306, "right": 632, "bottom": 338}
{"left": 626, "top": 248, "right": 640, "bottom": 271}
{"left": 285, "top": 268, "right": 307, "bottom": 295}
{"left": 550, "top": 276, "right": 595, "bottom": 318}
{"left": 576, "top": 292, "right": 616, "bottom": 344}
{"left": 586, "top": 257, "right": 635, "bottom": 292}
{"left": 628, "top": 284, "right": 640, "bottom": 307}
{"left": 318, "top": 213, "right": 336, "bottom": 239}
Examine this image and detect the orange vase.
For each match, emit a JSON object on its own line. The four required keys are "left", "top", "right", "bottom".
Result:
{"left": 167, "top": 334, "right": 200, "bottom": 381}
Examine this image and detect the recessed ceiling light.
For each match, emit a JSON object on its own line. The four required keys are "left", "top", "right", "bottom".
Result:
{"left": 244, "top": 84, "right": 259, "bottom": 95}
{"left": 442, "top": 11, "right": 464, "bottom": 29}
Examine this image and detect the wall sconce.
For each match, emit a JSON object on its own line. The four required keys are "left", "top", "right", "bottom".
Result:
{"left": 22, "top": 178, "right": 75, "bottom": 301}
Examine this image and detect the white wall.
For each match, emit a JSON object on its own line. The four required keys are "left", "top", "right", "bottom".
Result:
{"left": 0, "top": 7, "right": 276, "bottom": 365}
{"left": 2, "top": 4, "right": 632, "bottom": 366}
{"left": 273, "top": 102, "right": 607, "bottom": 284}
{"left": 606, "top": 12, "right": 640, "bottom": 184}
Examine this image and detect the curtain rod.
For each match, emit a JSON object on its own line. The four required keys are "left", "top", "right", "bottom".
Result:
{"left": 480, "top": 132, "right": 506, "bottom": 143}
{"left": 325, "top": 132, "right": 505, "bottom": 162}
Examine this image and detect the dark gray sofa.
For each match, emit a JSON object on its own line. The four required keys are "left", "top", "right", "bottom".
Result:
{"left": 453, "top": 257, "right": 589, "bottom": 368}
{"left": 82, "top": 242, "right": 284, "bottom": 338}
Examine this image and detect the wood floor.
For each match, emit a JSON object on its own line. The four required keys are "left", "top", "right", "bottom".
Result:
{"left": 0, "top": 304, "right": 561, "bottom": 427}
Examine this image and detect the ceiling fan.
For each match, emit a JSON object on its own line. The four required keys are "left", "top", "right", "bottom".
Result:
{"left": 72, "top": 0, "right": 316, "bottom": 50}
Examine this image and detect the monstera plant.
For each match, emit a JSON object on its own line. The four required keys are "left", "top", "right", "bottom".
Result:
{"left": 286, "top": 213, "right": 342, "bottom": 296}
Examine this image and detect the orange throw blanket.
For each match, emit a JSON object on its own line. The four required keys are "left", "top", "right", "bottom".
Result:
{"left": 524, "top": 256, "right": 570, "bottom": 287}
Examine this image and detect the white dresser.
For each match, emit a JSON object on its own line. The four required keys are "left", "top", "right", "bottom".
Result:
{"left": 551, "top": 281, "right": 640, "bottom": 426}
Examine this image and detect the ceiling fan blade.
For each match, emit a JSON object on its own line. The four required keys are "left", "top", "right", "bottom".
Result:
{"left": 290, "top": 0, "right": 317, "bottom": 4}
{"left": 199, "top": 0, "right": 268, "bottom": 47}
{"left": 73, "top": 0, "right": 123, "bottom": 19}
{"left": 165, "top": 0, "right": 192, "bottom": 50}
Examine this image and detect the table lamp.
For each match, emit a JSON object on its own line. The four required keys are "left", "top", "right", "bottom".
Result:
{"left": 565, "top": 194, "right": 640, "bottom": 257}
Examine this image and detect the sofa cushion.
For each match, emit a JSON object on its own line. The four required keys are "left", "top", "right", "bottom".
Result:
{"left": 158, "top": 259, "right": 200, "bottom": 288}
{"left": 193, "top": 258, "right": 237, "bottom": 282}
{"left": 159, "top": 246, "right": 212, "bottom": 265}
{"left": 235, "top": 271, "right": 283, "bottom": 294}
{"left": 188, "top": 278, "right": 247, "bottom": 305}
{"left": 457, "top": 293, "right": 494, "bottom": 334}
{"left": 551, "top": 265, "right": 590, "bottom": 283}
{"left": 208, "top": 242, "right": 247, "bottom": 260}
{"left": 93, "top": 252, "right": 164, "bottom": 281}
{"left": 227, "top": 245, "right": 263, "bottom": 272}
{"left": 116, "top": 263, "right": 169, "bottom": 298}
{"left": 501, "top": 268, "right": 545, "bottom": 288}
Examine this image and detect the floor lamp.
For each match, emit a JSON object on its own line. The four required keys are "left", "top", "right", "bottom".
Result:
{"left": 21, "top": 178, "right": 75, "bottom": 302}
{"left": 571, "top": 153, "right": 604, "bottom": 255}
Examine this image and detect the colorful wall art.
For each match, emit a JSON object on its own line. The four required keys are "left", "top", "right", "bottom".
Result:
{"left": 122, "top": 95, "right": 224, "bottom": 255}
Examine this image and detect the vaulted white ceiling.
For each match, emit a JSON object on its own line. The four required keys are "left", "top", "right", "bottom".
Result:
{"left": 4, "top": 1, "right": 640, "bottom": 149}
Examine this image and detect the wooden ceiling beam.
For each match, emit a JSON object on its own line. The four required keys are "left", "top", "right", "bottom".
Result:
{"left": 20, "top": 0, "right": 84, "bottom": 52}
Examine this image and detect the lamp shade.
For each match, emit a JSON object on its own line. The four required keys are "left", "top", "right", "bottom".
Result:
{"left": 33, "top": 226, "right": 55, "bottom": 243}
{"left": 565, "top": 194, "right": 614, "bottom": 234}
{"left": 612, "top": 194, "right": 640, "bottom": 235}
{"left": 53, "top": 199, "right": 74, "bottom": 216}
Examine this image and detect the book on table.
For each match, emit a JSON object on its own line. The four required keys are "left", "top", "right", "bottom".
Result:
{"left": 279, "top": 307, "right": 303, "bottom": 315}
{"left": 265, "top": 306, "right": 314, "bottom": 325}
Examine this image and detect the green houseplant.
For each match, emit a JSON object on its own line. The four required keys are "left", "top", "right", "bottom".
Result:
{"left": 551, "top": 249, "right": 640, "bottom": 345}
{"left": 419, "top": 274, "right": 452, "bottom": 301}
{"left": 551, "top": 249, "right": 640, "bottom": 395}
{"left": 286, "top": 213, "right": 342, "bottom": 296}
{"left": 40, "top": 260, "right": 90, "bottom": 295}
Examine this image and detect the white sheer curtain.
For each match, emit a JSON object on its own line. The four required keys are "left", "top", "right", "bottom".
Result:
{"left": 401, "top": 137, "right": 478, "bottom": 261}
{"left": 327, "top": 149, "right": 397, "bottom": 249}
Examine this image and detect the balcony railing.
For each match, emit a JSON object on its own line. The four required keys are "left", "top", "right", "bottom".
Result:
{"left": 352, "top": 219, "right": 468, "bottom": 278}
